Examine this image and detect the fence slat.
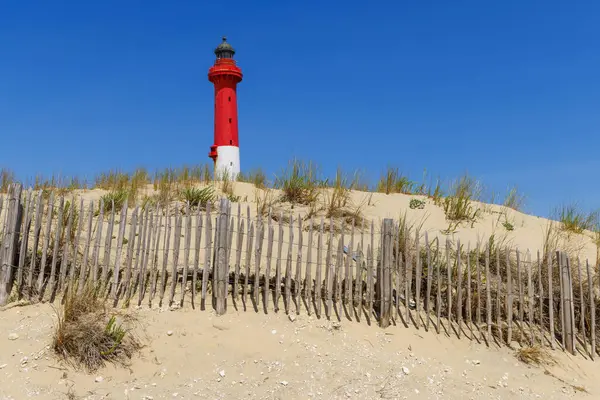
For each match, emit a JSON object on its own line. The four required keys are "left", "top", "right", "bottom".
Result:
{"left": 201, "top": 203, "right": 212, "bottom": 304}
{"left": 446, "top": 239, "right": 452, "bottom": 334}
{"left": 517, "top": 249, "right": 524, "bottom": 343}
{"left": 47, "top": 196, "right": 64, "bottom": 299}
{"left": 527, "top": 251, "right": 534, "bottom": 345}
{"left": 180, "top": 204, "right": 192, "bottom": 306}
{"left": 485, "top": 243, "right": 492, "bottom": 343}
{"left": 466, "top": 243, "right": 473, "bottom": 338}
{"left": 123, "top": 207, "right": 139, "bottom": 302}
{"left": 548, "top": 251, "right": 555, "bottom": 349}
{"left": 190, "top": 210, "right": 202, "bottom": 306}
{"left": 275, "top": 212, "right": 283, "bottom": 311}
{"left": 111, "top": 199, "right": 128, "bottom": 305}
{"left": 586, "top": 259, "right": 595, "bottom": 359}
{"left": 496, "top": 249, "right": 502, "bottom": 344}
{"left": 58, "top": 199, "right": 75, "bottom": 293}
{"left": 37, "top": 192, "right": 54, "bottom": 296}
{"left": 69, "top": 198, "right": 84, "bottom": 286}
{"left": 305, "top": 216, "right": 314, "bottom": 315}
{"left": 577, "top": 258, "right": 586, "bottom": 355}
{"left": 336, "top": 220, "right": 343, "bottom": 308}
{"left": 476, "top": 244, "right": 482, "bottom": 331}
{"left": 102, "top": 201, "right": 116, "bottom": 287}
{"left": 253, "top": 219, "right": 264, "bottom": 308}
{"left": 425, "top": 233, "right": 432, "bottom": 331}
{"left": 170, "top": 213, "right": 182, "bottom": 306}
{"left": 325, "top": 217, "right": 333, "bottom": 318}
{"left": 456, "top": 240, "right": 462, "bottom": 339}
{"left": 414, "top": 230, "right": 421, "bottom": 329}
{"left": 367, "top": 221, "right": 374, "bottom": 320}
{"left": 16, "top": 189, "right": 33, "bottom": 298}
{"left": 150, "top": 210, "right": 163, "bottom": 305}
{"left": 294, "top": 216, "right": 303, "bottom": 314}
{"left": 243, "top": 218, "right": 253, "bottom": 306}
{"left": 92, "top": 199, "right": 104, "bottom": 285}
{"left": 77, "top": 200, "right": 94, "bottom": 294}
{"left": 216, "top": 199, "right": 229, "bottom": 315}
{"left": 264, "top": 217, "right": 274, "bottom": 313}
{"left": 285, "top": 213, "right": 294, "bottom": 313}
{"left": 27, "top": 191, "right": 43, "bottom": 298}
{"left": 315, "top": 218, "right": 323, "bottom": 318}
{"left": 234, "top": 215, "right": 243, "bottom": 302}
{"left": 140, "top": 208, "right": 154, "bottom": 306}
{"left": 506, "top": 248, "right": 513, "bottom": 345}
{"left": 160, "top": 208, "right": 172, "bottom": 306}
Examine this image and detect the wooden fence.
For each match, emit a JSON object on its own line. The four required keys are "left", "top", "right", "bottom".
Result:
{"left": 0, "top": 183, "right": 597, "bottom": 358}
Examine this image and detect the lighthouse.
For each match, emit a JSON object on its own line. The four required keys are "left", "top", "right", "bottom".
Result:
{"left": 208, "top": 36, "right": 243, "bottom": 180}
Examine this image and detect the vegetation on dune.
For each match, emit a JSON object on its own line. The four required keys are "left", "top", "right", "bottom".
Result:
{"left": 179, "top": 186, "right": 216, "bottom": 208}
{"left": 555, "top": 204, "right": 597, "bottom": 234}
{"left": 52, "top": 284, "right": 141, "bottom": 372}
{"left": 274, "top": 159, "right": 321, "bottom": 206}
{"left": 2, "top": 160, "right": 597, "bottom": 237}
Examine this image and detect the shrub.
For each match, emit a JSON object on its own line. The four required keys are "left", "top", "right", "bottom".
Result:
{"left": 52, "top": 285, "right": 140, "bottom": 372}
{"left": 179, "top": 186, "right": 215, "bottom": 208}
{"left": 409, "top": 198, "right": 425, "bottom": 210}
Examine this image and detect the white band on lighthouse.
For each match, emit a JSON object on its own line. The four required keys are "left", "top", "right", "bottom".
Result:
{"left": 215, "top": 145, "right": 240, "bottom": 181}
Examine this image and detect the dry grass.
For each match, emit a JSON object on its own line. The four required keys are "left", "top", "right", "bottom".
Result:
{"left": 52, "top": 284, "right": 141, "bottom": 372}
{"left": 515, "top": 345, "right": 555, "bottom": 366}
{"left": 555, "top": 204, "right": 597, "bottom": 234}
{"left": 503, "top": 186, "right": 525, "bottom": 211}
{"left": 376, "top": 166, "right": 414, "bottom": 195}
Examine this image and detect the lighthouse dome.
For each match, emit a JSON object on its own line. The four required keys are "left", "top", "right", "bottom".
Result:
{"left": 214, "top": 36, "right": 235, "bottom": 59}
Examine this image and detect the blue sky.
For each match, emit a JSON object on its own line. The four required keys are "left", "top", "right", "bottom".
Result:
{"left": 1, "top": 0, "right": 598, "bottom": 217}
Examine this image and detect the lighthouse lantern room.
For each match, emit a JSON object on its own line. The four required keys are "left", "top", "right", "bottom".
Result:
{"left": 208, "top": 36, "right": 243, "bottom": 180}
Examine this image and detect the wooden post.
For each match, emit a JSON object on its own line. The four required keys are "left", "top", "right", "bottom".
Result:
{"left": 305, "top": 217, "right": 314, "bottom": 315}
{"left": 485, "top": 243, "right": 492, "bottom": 343}
{"left": 27, "top": 191, "right": 43, "bottom": 298}
{"left": 446, "top": 239, "right": 452, "bottom": 334}
{"left": 527, "top": 251, "right": 534, "bottom": 345}
{"left": 215, "top": 198, "right": 230, "bottom": 315}
{"left": 561, "top": 252, "right": 575, "bottom": 354}
{"left": 16, "top": 189, "right": 33, "bottom": 298}
{"left": 315, "top": 218, "right": 324, "bottom": 317}
{"left": 36, "top": 192, "right": 54, "bottom": 295}
{"left": 379, "top": 219, "right": 393, "bottom": 328}
{"left": 506, "top": 248, "right": 513, "bottom": 346}
{"left": 548, "top": 251, "right": 555, "bottom": 349}
{"left": 264, "top": 219, "right": 274, "bottom": 312}
{"left": 577, "top": 258, "right": 586, "bottom": 355}
{"left": 294, "top": 217, "right": 303, "bottom": 314}
{"left": 275, "top": 212, "right": 283, "bottom": 311}
{"left": 586, "top": 259, "right": 595, "bottom": 359}
{"left": 456, "top": 240, "right": 462, "bottom": 338}
{"left": 77, "top": 200, "right": 94, "bottom": 294}
{"left": 0, "top": 184, "right": 23, "bottom": 306}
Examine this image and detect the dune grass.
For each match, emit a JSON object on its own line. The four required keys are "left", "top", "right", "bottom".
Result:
{"left": 555, "top": 204, "right": 597, "bottom": 234}
{"left": 376, "top": 167, "right": 414, "bottom": 195}
{"left": 52, "top": 284, "right": 141, "bottom": 372}
{"left": 438, "top": 174, "right": 482, "bottom": 225}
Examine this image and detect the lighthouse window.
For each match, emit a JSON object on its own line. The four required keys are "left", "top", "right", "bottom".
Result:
{"left": 229, "top": 118, "right": 232, "bottom": 123}
{"left": 228, "top": 96, "right": 231, "bottom": 102}
{"left": 230, "top": 162, "right": 233, "bottom": 166}
{"left": 230, "top": 140, "right": 232, "bottom": 144}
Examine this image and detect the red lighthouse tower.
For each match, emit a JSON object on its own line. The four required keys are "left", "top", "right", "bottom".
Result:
{"left": 208, "top": 36, "right": 243, "bottom": 179}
